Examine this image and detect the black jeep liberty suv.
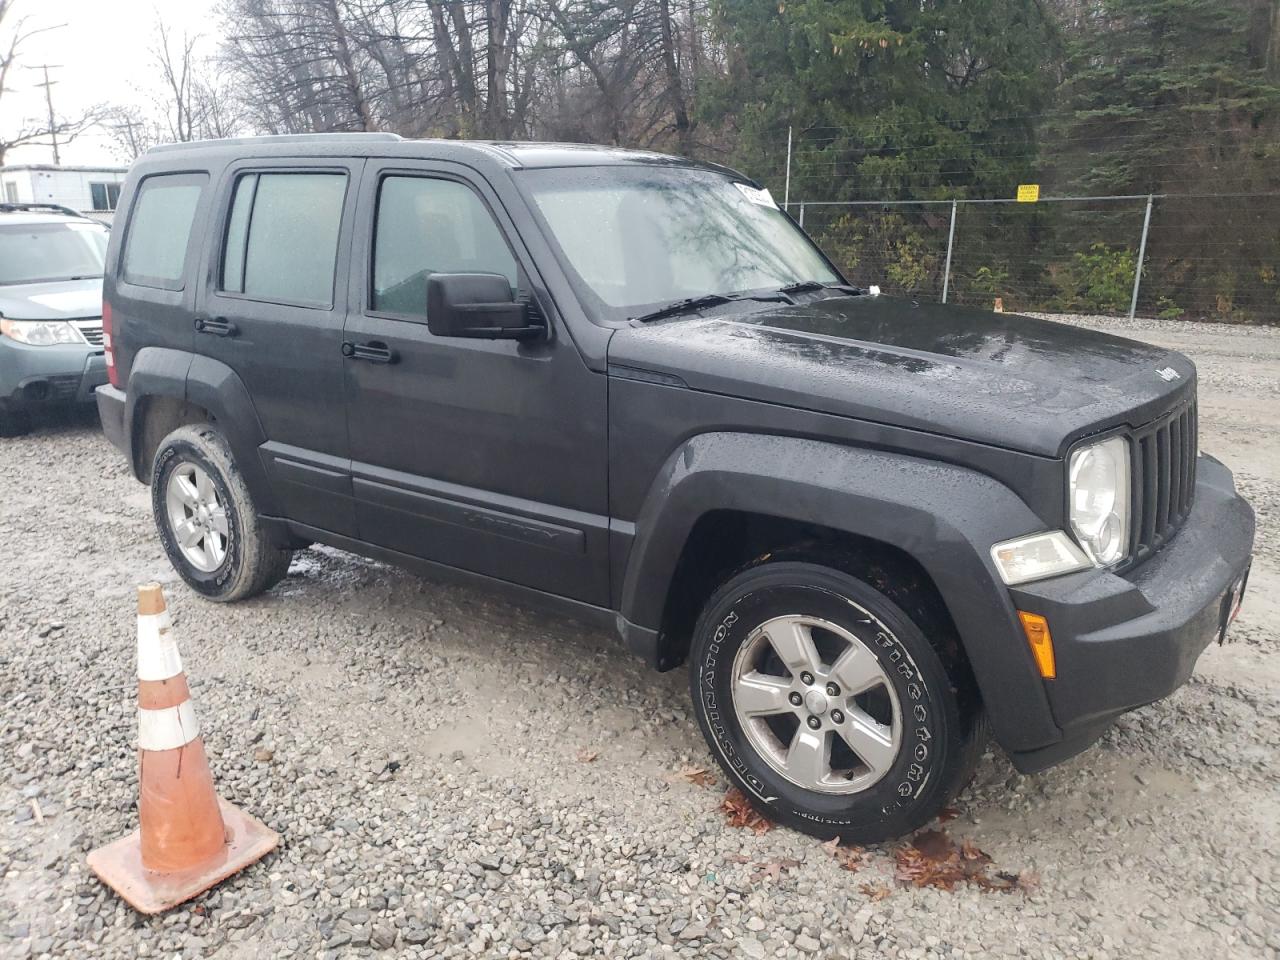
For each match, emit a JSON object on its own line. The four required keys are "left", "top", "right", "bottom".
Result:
{"left": 96, "top": 135, "right": 1255, "bottom": 842}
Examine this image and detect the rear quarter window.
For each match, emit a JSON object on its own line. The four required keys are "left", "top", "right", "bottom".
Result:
{"left": 120, "top": 172, "right": 208, "bottom": 290}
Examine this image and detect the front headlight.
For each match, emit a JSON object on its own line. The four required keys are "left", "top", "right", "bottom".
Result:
{"left": 0, "top": 318, "right": 86, "bottom": 346}
{"left": 1069, "top": 436, "right": 1131, "bottom": 566}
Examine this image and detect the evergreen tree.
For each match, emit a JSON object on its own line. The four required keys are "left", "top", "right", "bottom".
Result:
{"left": 703, "top": 0, "right": 1060, "bottom": 201}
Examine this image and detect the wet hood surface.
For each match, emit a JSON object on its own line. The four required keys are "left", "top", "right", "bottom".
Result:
{"left": 607, "top": 295, "right": 1195, "bottom": 457}
{"left": 0, "top": 277, "right": 102, "bottom": 321}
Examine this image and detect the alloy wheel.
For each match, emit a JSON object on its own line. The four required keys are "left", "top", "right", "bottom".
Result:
{"left": 730, "top": 614, "right": 902, "bottom": 794}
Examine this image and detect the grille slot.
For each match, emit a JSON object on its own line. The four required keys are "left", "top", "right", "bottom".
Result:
{"left": 1130, "top": 400, "right": 1197, "bottom": 564}
{"left": 75, "top": 322, "right": 104, "bottom": 346}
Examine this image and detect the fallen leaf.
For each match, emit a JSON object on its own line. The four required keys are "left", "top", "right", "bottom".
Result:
{"left": 720, "top": 788, "right": 773, "bottom": 834}
{"left": 678, "top": 765, "right": 717, "bottom": 788}
{"left": 253, "top": 747, "right": 274, "bottom": 763}
{"left": 751, "top": 857, "right": 801, "bottom": 882}
{"left": 820, "top": 835, "right": 864, "bottom": 871}
{"left": 893, "top": 829, "right": 1024, "bottom": 893}
{"left": 859, "top": 883, "right": 892, "bottom": 902}
{"left": 911, "top": 828, "right": 953, "bottom": 861}
{"left": 576, "top": 749, "right": 599, "bottom": 763}
{"left": 937, "top": 806, "right": 960, "bottom": 824}
{"left": 834, "top": 846, "right": 866, "bottom": 872}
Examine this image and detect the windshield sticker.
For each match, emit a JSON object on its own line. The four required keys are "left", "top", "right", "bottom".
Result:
{"left": 734, "top": 182, "right": 777, "bottom": 209}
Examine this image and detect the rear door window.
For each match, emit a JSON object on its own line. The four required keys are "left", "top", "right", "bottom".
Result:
{"left": 121, "top": 173, "right": 208, "bottom": 290}
{"left": 220, "top": 172, "right": 347, "bottom": 308}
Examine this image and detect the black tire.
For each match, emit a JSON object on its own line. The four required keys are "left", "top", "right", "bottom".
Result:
{"left": 151, "top": 424, "right": 293, "bottom": 602}
{"left": 689, "top": 561, "right": 985, "bottom": 843}
{"left": 0, "top": 405, "right": 32, "bottom": 438}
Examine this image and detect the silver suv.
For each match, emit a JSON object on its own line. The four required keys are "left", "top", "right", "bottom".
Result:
{"left": 0, "top": 203, "right": 110, "bottom": 436}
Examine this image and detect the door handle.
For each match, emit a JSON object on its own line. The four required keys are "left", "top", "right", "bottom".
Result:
{"left": 194, "top": 316, "right": 238, "bottom": 337}
{"left": 342, "top": 340, "right": 397, "bottom": 364}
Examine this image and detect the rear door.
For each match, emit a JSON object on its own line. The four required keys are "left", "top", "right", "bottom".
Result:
{"left": 341, "top": 160, "right": 610, "bottom": 604}
{"left": 196, "top": 159, "right": 360, "bottom": 535}
{"left": 111, "top": 171, "right": 209, "bottom": 367}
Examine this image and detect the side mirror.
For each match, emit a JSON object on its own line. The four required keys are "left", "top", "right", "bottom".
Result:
{"left": 426, "top": 273, "right": 544, "bottom": 340}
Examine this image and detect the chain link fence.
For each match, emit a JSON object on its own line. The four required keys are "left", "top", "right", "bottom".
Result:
{"left": 784, "top": 193, "right": 1280, "bottom": 323}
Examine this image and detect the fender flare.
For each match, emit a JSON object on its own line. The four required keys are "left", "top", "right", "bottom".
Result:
{"left": 124, "top": 349, "right": 281, "bottom": 517}
{"left": 122, "top": 347, "right": 192, "bottom": 480}
{"left": 619, "top": 432, "right": 1062, "bottom": 753}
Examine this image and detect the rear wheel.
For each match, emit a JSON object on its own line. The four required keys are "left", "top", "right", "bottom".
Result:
{"left": 689, "top": 561, "right": 984, "bottom": 843}
{"left": 151, "top": 424, "right": 293, "bottom": 601}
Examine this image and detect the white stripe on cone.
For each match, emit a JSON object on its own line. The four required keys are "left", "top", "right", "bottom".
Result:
{"left": 138, "top": 700, "right": 201, "bottom": 751}
{"left": 137, "top": 611, "right": 183, "bottom": 682}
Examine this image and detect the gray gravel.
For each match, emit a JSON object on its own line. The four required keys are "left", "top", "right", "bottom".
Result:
{"left": 2, "top": 315, "right": 1278, "bottom": 959}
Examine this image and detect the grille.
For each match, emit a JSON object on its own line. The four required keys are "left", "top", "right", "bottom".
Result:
{"left": 1130, "top": 399, "right": 1197, "bottom": 564}
{"left": 76, "top": 322, "right": 104, "bottom": 346}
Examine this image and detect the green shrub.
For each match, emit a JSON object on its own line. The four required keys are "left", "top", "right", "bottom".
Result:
{"left": 1054, "top": 243, "right": 1135, "bottom": 314}
{"left": 1156, "top": 296, "right": 1183, "bottom": 320}
{"left": 816, "top": 211, "right": 939, "bottom": 296}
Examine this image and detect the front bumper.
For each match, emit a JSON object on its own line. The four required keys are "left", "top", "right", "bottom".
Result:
{"left": 1007, "top": 454, "right": 1254, "bottom": 772}
{"left": 0, "top": 340, "right": 107, "bottom": 409}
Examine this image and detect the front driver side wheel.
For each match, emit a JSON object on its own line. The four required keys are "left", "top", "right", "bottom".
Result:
{"left": 151, "top": 424, "right": 292, "bottom": 602}
{"left": 689, "top": 561, "right": 985, "bottom": 843}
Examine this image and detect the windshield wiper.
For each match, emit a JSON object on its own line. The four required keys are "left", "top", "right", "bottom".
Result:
{"left": 778, "top": 280, "right": 864, "bottom": 297}
{"left": 630, "top": 291, "right": 789, "bottom": 324}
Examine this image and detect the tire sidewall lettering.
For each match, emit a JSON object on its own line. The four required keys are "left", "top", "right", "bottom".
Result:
{"left": 695, "top": 583, "right": 942, "bottom": 829}
{"left": 154, "top": 440, "right": 242, "bottom": 593}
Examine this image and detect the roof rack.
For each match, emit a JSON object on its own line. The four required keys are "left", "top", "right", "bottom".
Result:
{"left": 0, "top": 202, "right": 84, "bottom": 218}
{"left": 148, "top": 132, "right": 404, "bottom": 154}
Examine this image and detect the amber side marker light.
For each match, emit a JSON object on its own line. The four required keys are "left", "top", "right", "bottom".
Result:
{"left": 1018, "top": 611, "right": 1057, "bottom": 679}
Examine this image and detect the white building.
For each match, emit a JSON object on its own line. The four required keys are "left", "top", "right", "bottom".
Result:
{"left": 0, "top": 164, "right": 129, "bottom": 221}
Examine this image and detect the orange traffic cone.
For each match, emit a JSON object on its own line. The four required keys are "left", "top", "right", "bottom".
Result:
{"left": 87, "top": 584, "right": 279, "bottom": 914}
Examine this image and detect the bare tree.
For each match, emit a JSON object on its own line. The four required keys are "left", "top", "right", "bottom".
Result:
{"left": 212, "top": 0, "right": 720, "bottom": 151}
{"left": 152, "top": 18, "right": 201, "bottom": 142}
{"left": 151, "top": 18, "right": 245, "bottom": 143}
{"left": 0, "top": 0, "right": 105, "bottom": 165}
{"left": 102, "top": 106, "right": 164, "bottom": 161}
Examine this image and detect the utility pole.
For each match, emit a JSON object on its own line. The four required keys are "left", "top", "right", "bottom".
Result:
{"left": 30, "top": 64, "right": 64, "bottom": 166}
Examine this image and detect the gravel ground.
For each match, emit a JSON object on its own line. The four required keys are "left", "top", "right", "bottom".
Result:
{"left": 2, "top": 315, "right": 1278, "bottom": 960}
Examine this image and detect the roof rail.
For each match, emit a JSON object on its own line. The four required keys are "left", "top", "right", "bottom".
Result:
{"left": 0, "top": 202, "right": 84, "bottom": 218}
{"left": 147, "top": 132, "right": 404, "bottom": 155}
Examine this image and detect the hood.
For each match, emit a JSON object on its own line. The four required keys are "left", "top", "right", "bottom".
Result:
{"left": 607, "top": 296, "right": 1195, "bottom": 458}
{"left": 0, "top": 278, "right": 103, "bottom": 321}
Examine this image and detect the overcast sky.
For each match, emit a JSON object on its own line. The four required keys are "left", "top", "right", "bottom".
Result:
{"left": 2, "top": 0, "right": 219, "bottom": 167}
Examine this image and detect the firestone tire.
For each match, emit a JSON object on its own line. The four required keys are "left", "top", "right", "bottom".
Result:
{"left": 689, "top": 561, "right": 985, "bottom": 843}
{"left": 151, "top": 424, "right": 293, "bottom": 602}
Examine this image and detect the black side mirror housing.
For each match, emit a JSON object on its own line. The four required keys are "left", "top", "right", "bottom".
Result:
{"left": 426, "top": 273, "right": 544, "bottom": 340}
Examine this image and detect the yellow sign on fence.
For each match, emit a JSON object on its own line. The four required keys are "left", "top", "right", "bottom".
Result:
{"left": 1016, "top": 184, "right": 1041, "bottom": 203}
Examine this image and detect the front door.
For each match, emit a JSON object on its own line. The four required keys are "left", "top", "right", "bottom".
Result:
{"left": 197, "top": 160, "right": 360, "bottom": 535}
{"left": 342, "top": 160, "right": 610, "bottom": 605}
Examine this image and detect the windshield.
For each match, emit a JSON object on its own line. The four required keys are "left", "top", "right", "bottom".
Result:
{"left": 518, "top": 166, "right": 839, "bottom": 320}
{"left": 0, "top": 220, "right": 109, "bottom": 285}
